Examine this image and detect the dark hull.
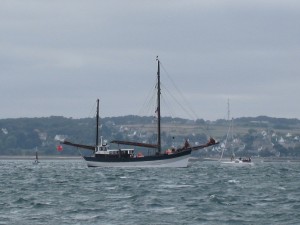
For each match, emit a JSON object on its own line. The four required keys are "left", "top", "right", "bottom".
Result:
{"left": 83, "top": 149, "right": 192, "bottom": 167}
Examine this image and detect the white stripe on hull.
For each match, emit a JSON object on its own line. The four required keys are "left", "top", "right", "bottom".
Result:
{"left": 84, "top": 155, "right": 190, "bottom": 168}
{"left": 221, "top": 161, "right": 254, "bottom": 166}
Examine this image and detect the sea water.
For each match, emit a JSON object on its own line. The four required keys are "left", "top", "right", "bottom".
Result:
{"left": 0, "top": 159, "right": 300, "bottom": 225}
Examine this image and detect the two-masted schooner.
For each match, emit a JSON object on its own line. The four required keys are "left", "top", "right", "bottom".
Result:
{"left": 61, "top": 58, "right": 218, "bottom": 167}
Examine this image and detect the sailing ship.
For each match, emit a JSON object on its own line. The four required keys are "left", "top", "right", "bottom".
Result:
{"left": 61, "top": 58, "right": 218, "bottom": 167}
{"left": 219, "top": 100, "right": 252, "bottom": 165}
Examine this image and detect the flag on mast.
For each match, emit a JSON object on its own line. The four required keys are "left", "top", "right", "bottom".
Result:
{"left": 56, "top": 145, "right": 63, "bottom": 152}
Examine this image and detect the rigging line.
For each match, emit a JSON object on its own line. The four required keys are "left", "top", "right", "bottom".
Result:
{"left": 87, "top": 100, "right": 97, "bottom": 118}
{"left": 160, "top": 93, "right": 176, "bottom": 119}
{"left": 160, "top": 62, "right": 199, "bottom": 120}
{"left": 87, "top": 100, "right": 101, "bottom": 139}
{"left": 230, "top": 117, "right": 235, "bottom": 141}
{"left": 138, "top": 79, "right": 155, "bottom": 115}
{"left": 160, "top": 62, "right": 211, "bottom": 136}
{"left": 161, "top": 81, "right": 209, "bottom": 136}
{"left": 141, "top": 91, "right": 156, "bottom": 117}
{"left": 161, "top": 82, "right": 198, "bottom": 122}
{"left": 77, "top": 148, "right": 83, "bottom": 157}
{"left": 219, "top": 119, "right": 232, "bottom": 161}
{"left": 137, "top": 80, "right": 157, "bottom": 116}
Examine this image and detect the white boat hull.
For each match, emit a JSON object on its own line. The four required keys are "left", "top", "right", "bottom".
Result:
{"left": 83, "top": 154, "right": 190, "bottom": 168}
{"left": 221, "top": 160, "right": 253, "bottom": 165}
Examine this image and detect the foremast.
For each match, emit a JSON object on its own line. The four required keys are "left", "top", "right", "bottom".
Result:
{"left": 96, "top": 99, "right": 100, "bottom": 148}
{"left": 156, "top": 56, "right": 161, "bottom": 154}
{"left": 60, "top": 99, "right": 100, "bottom": 152}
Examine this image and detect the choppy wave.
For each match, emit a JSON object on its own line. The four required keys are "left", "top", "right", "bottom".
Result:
{"left": 0, "top": 159, "right": 300, "bottom": 224}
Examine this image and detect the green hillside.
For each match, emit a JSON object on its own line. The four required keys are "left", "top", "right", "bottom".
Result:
{"left": 1, "top": 116, "right": 300, "bottom": 157}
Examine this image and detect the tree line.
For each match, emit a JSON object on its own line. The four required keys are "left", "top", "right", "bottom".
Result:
{"left": 1, "top": 115, "right": 300, "bottom": 157}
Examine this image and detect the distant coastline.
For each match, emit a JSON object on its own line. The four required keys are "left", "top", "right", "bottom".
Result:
{"left": 1, "top": 115, "right": 300, "bottom": 158}
{"left": 1, "top": 156, "right": 300, "bottom": 162}
{"left": 0, "top": 156, "right": 81, "bottom": 160}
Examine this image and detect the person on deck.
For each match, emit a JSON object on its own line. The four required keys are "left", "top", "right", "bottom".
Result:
{"left": 208, "top": 137, "right": 216, "bottom": 145}
{"left": 184, "top": 140, "right": 190, "bottom": 149}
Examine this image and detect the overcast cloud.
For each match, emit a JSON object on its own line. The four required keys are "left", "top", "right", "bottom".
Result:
{"left": 1, "top": 0, "right": 300, "bottom": 120}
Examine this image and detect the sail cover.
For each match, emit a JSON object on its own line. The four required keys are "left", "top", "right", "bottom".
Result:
{"left": 111, "top": 140, "right": 158, "bottom": 149}
{"left": 61, "top": 140, "right": 95, "bottom": 151}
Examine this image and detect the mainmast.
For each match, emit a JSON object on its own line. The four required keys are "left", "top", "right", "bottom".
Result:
{"left": 96, "top": 99, "right": 99, "bottom": 147}
{"left": 156, "top": 57, "right": 161, "bottom": 154}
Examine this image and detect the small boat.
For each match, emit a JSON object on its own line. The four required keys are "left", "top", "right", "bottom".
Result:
{"left": 61, "top": 58, "right": 218, "bottom": 167}
{"left": 219, "top": 100, "right": 252, "bottom": 165}
{"left": 222, "top": 157, "right": 253, "bottom": 165}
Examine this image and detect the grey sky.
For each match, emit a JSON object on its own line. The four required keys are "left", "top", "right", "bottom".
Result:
{"left": 1, "top": 0, "right": 300, "bottom": 120}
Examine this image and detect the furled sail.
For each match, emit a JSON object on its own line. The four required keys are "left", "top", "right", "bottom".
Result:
{"left": 111, "top": 140, "right": 158, "bottom": 149}
{"left": 61, "top": 140, "right": 95, "bottom": 151}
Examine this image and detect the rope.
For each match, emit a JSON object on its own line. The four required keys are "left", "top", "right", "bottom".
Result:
{"left": 219, "top": 119, "right": 232, "bottom": 161}
{"left": 137, "top": 80, "right": 157, "bottom": 117}
{"left": 160, "top": 61, "right": 211, "bottom": 137}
